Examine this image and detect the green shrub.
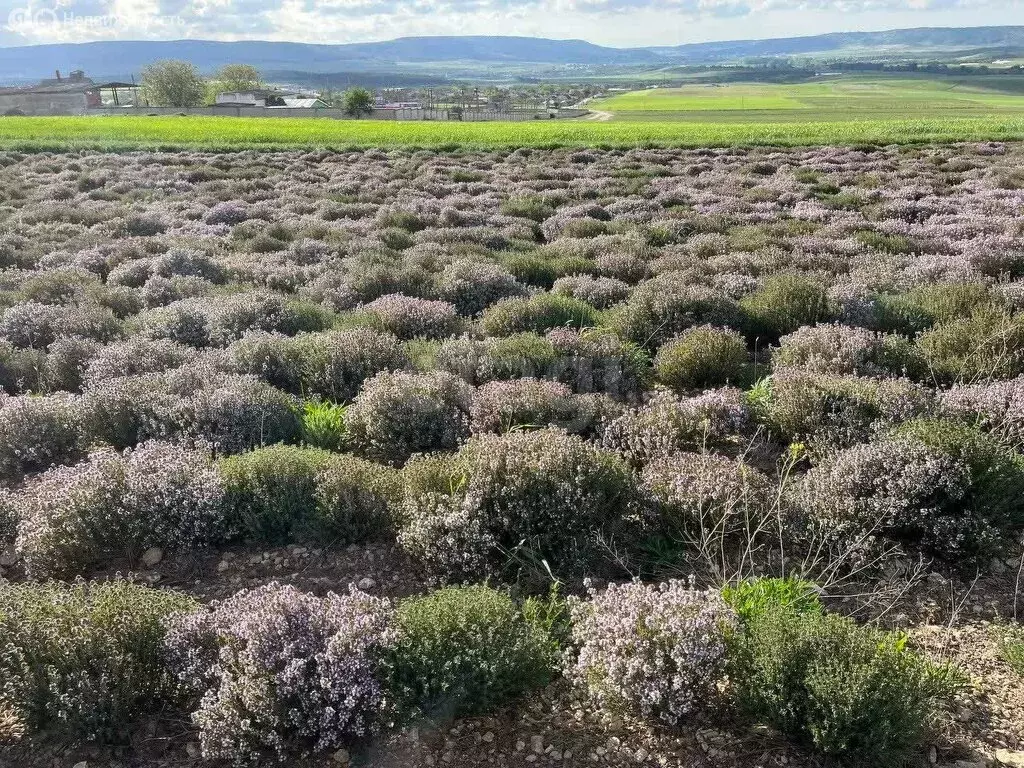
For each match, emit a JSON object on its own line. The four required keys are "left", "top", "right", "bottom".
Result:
{"left": 387, "top": 586, "right": 556, "bottom": 720}
{"left": 999, "top": 624, "right": 1024, "bottom": 676}
{"left": 219, "top": 445, "right": 333, "bottom": 543}
{"left": 613, "top": 281, "right": 742, "bottom": 349}
{"left": 654, "top": 326, "right": 748, "bottom": 391}
{"left": 739, "top": 273, "right": 834, "bottom": 341}
{"left": 481, "top": 293, "right": 600, "bottom": 337}
{"left": 310, "top": 454, "right": 401, "bottom": 543}
{"left": 762, "top": 369, "right": 932, "bottom": 456}
{"left": 875, "top": 283, "right": 996, "bottom": 335}
{"left": 916, "top": 308, "right": 1024, "bottom": 382}
{"left": 301, "top": 399, "right": 347, "bottom": 451}
{"left": 500, "top": 195, "right": 556, "bottom": 222}
{"left": 721, "top": 577, "right": 822, "bottom": 625}
{"left": 729, "top": 606, "right": 959, "bottom": 767}
{"left": 0, "top": 580, "right": 196, "bottom": 742}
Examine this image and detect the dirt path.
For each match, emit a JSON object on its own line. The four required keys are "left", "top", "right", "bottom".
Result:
{"left": 582, "top": 109, "right": 613, "bottom": 121}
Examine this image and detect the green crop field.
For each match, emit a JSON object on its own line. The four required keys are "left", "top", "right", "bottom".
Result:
{"left": 2, "top": 113, "right": 1024, "bottom": 151}
{"left": 591, "top": 75, "right": 1024, "bottom": 122}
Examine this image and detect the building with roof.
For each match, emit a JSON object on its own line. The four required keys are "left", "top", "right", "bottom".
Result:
{"left": 0, "top": 70, "right": 137, "bottom": 115}
{"left": 214, "top": 90, "right": 327, "bottom": 109}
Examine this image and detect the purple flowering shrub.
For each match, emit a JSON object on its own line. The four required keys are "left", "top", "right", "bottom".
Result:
{"left": 941, "top": 376, "right": 1024, "bottom": 450}
{"left": 14, "top": 441, "right": 226, "bottom": 578}
{"left": 164, "top": 583, "right": 395, "bottom": 765}
{"left": 602, "top": 388, "right": 750, "bottom": 466}
{"left": 0, "top": 393, "right": 85, "bottom": 483}
{"left": 346, "top": 371, "right": 472, "bottom": 466}
{"left": 469, "top": 378, "right": 592, "bottom": 434}
{"left": 567, "top": 580, "right": 735, "bottom": 725}
{"left": 552, "top": 274, "right": 631, "bottom": 310}
{"left": 773, "top": 323, "right": 923, "bottom": 378}
{"left": 362, "top": 294, "right": 463, "bottom": 340}
{"left": 399, "top": 428, "right": 640, "bottom": 580}
{"left": 642, "top": 452, "right": 774, "bottom": 543}
{"left": 798, "top": 435, "right": 996, "bottom": 560}
{"left": 437, "top": 259, "right": 528, "bottom": 316}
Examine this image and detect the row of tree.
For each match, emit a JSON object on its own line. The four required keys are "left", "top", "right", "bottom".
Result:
{"left": 138, "top": 60, "right": 375, "bottom": 116}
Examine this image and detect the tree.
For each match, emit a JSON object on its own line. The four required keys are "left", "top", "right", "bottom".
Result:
{"left": 214, "top": 64, "right": 262, "bottom": 93}
{"left": 140, "top": 60, "right": 206, "bottom": 108}
{"left": 343, "top": 87, "right": 375, "bottom": 117}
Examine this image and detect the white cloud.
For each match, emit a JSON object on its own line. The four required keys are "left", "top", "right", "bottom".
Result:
{"left": 0, "top": 0, "right": 1020, "bottom": 46}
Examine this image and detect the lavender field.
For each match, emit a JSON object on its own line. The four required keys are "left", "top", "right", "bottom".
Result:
{"left": 2, "top": 142, "right": 1024, "bottom": 768}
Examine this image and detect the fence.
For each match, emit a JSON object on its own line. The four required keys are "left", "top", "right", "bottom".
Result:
{"left": 83, "top": 106, "right": 590, "bottom": 121}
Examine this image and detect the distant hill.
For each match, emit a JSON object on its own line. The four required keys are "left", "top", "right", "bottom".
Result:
{"left": 0, "top": 26, "right": 1022, "bottom": 84}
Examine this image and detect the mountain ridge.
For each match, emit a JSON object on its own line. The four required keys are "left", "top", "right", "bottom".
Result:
{"left": 0, "top": 26, "right": 1021, "bottom": 83}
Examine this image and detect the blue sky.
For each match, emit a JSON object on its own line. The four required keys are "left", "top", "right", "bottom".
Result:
{"left": 0, "top": 0, "right": 1021, "bottom": 48}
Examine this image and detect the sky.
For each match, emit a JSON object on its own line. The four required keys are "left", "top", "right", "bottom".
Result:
{"left": 0, "top": 0, "right": 1022, "bottom": 48}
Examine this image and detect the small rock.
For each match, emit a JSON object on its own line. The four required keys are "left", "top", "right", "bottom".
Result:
{"left": 332, "top": 748, "right": 350, "bottom": 764}
{"left": 73, "top": 762, "right": 88, "bottom": 768}
{"left": 531, "top": 735, "right": 544, "bottom": 754}
{"left": 358, "top": 577, "right": 377, "bottom": 591}
{"left": 185, "top": 743, "right": 201, "bottom": 758}
{"left": 217, "top": 560, "right": 230, "bottom": 573}
{"left": 141, "top": 547, "right": 163, "bottom": 567}
{"left": 929, "top": 745, "right": 938, "bottom": 765}
{"left": 0, "top": 545, "right": 18, "bottom": 567}
{"left": 515, "top": 740, "right": 525, "bottom": 752}
{"left": 482, "top": 731, "right": 494, "bottom": 743}
{"left": 996, "top": 749, "right": 1024, "bottom": 768}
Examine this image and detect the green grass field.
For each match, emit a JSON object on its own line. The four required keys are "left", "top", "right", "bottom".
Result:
{"left": 2, "top": 113, "right": 1024, "bottom": 151}
{"left": 591, "top": 75, "right": 1024, "bottom": 122}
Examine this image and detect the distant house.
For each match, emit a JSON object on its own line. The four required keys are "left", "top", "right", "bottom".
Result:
{"left": 215, "top": 90, "right": 327, "bottom": 109}
{"left": 0, "top": 70, "right": 101, "bottom": 115}
{"left": 271, "top": 97, "right": 330, "bottom": 109}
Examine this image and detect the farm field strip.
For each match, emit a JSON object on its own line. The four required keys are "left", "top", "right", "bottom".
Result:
{"left": 3, "top": 114, "right": 1024, "bottom": 149}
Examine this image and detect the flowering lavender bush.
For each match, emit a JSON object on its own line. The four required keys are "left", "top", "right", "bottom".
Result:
{"left": 0, "top": 393, "right": 85, "bottom": 483}
{"left": 567, "top": 580, "right": 735, "bottom": 725}
{"left": 773, "top": 323, "right": 923, "bottom": 378}
{"left": 346, "top": 371, "right": 472, "bottom": 465}
{"left": 0, "top": 580, "right": 196, "bottom": 742}
{"left": 437, "top": 259, "right": 528, "bottom": 316}
{"left": 164, "top": 583, "right": 395, "bottom": 765}
{"left": 552, "top": 274, "right": 631, "bottom": 309}
{"left": 470, "top": 378, "right": 590, "bottom": 434}
{"left": 362, "top": 294, "right": 463, "bottom": 340}
{"left": 399, "top": 428, "right": 640, "bottom": 580}
{"left": 15, "top": 441, "right": 226, "bottom": 578}
{"left": 602, "top": 388, "right": 750, "bottom": 466}
{"left": 941, "top": 376, "right": 1024, "bottom": 449}
{"left": 798, "top": 435, "right": 998, "bottom": 561}
{"left": 642, "top": 452, "right": 774, "bottom": 543}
